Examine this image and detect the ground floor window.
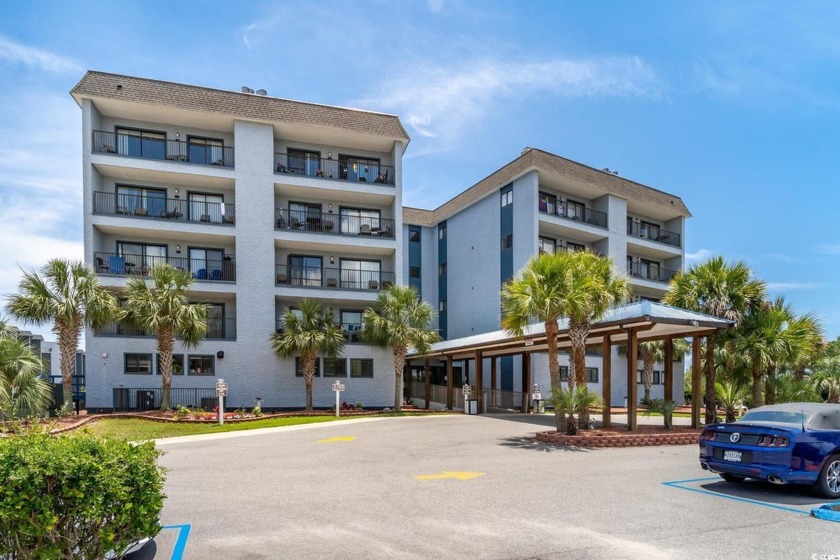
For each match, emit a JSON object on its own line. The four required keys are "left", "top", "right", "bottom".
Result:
{"left": 125, "top": 353, "right": 153, "bottom": 374}
{"left": 637, "top": 370, "right": 664, "bottom": 385}
{"left": 295, "top": 357, "right": 321, "bottom": 377}
{"left": 560, "top": 366, "right": 599, "bottom": 383}
{"left": 156, "top": 354, "right": 184, "bottom": 375}
{"left": 323, "top": 358, "right": 347, "bottom": 377}
{"left": 350, "top": 359, "right": 374, "bottom": 378}
{"left": 188, "top": 355, "right": 215, "bottom": 375}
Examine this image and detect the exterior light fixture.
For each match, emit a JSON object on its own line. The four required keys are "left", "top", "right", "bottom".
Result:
{"left": 330, "top": 256, "right": 335, "bottom": 265}
{"left": 176, "top": 245, "right": 181, "bottom": 254}
{"left": 102, "top": 353, "right": 108, "bottom": 359}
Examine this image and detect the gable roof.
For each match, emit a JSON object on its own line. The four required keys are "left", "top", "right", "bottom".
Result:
{"left": 403, "top": 147, "right": 690, "bottom": 226}
{"left": 71, "top": 71, "right": 410, "bottom": 142}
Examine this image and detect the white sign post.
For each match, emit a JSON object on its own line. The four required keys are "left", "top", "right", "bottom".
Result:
{"left": 332, "top": 381, "right": 345, "bottom": 417}
{"left": 215, "top": 379, "right": 228, "bottom": 425}
{"left": 462, "top": 384, "right": 472, "bottom": 414}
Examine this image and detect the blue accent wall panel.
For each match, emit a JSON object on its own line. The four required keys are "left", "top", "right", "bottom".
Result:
{"left": 438, "top": 220, "right": 447, "bottom": 340}
{"left": 501, "top": 356, "right": 513, "bottom": 391}
{"left": 500, "top": 183, "right": 514, "bottom": 285}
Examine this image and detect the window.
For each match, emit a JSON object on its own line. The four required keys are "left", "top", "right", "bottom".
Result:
{"left": 323, "top": 358, "right": 347, "bottom": 377}
{"left": 501, "top": 234, "right": 513, "bottom": 250}
{"left": 565, "top": 199, "right": 585, "bottom": 221}
{"left": 538, "top": 192, "right": 556, "bottom": 213}
{"left": 189, "top": 192, "right": 225, "bottom": 223}
{"left": 340, "top": 207, "right": 381, "bottom": 235}
{"left": 439, "top": 300, "right": 447, "bottom": 312}
{"left": 288, "top": 149, "right": 321, "bottom": 176}
{"left": 637, "top": 370, "right": 664, "bottom": 385}
{"left": 341, "top": 259, "right": 381, "bottom": 290}
{"left": 501, "top": 190, "right": 513, "bottom": 207}
{"left": 341, "top": 310, "right": 364, "bottom": 344}
{"left": 188, "top": 355, "right": 215, "bottom": 375}
{"left": 640, "top": 220, "right": 661, "bottom": 240}
{"left": 438, "top": 225, "right": 447, "bottom": 240}
{"left": 116, "top": 242, "right": 167, "bottom": 274}
{"left": 287, "top": 202, "right": 323, "bottom": 231}
{"left": 295, "top": 357, "right": 321, "bottom": 377}
{"left": 115, "top": 185, "right": 166, "bottom": 217}
{"left": 115, "top": 127, "right": 165, "bottom": 159}
{"left": 567, "top": 242, "right": 586, "bottom": 253}
{"left": 187, "top": 136, "right": 224, "bottom": 165}
{"left": 409, "top": 266, "right": 421, "bottom": 279}
{"left": 538, "top": 237, "right": 555, "bottom": 254}
{"left": 125, "top": 353, "right": 153, "bottom": 374}
{"left": 289, "top": 255, "right": 322, "bottom": 287}
{"left": 156, "top": 354, "right": 184, "bottom": 375}
{"left": 560, "top": 366, "right": 598, "bottom": 383}
{"left": 339, "top": 155, "right": 381, "bottom": 182}
{"left": 350, "top": 359, "right": 374, "bottom": 378}
{"left": 439, "top": 263, "right": 447, "bottom": 276}
{"left": 205, "top": 303, "right": 226, "bottom": 339}
{"left": 189, "top": 247, "right": 224, "bottom": 280}
{"left": 409, "top": 229, "right": 421, "bottom": 242}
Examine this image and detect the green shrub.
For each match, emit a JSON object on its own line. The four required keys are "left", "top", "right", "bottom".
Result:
{"left": 0, "top": 433, "right": 166, "bottom": 559}
{"left": 174, "top": 405, "right": 191, "bottom": 420}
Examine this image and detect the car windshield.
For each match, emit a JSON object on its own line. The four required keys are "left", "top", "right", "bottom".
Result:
{"left": 740, "top": 410, "right": 810, "bottom": 425}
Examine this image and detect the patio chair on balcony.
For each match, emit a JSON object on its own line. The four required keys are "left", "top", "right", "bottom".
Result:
{"left": 374, "top": 169, "right": 389, "bottom": 184}
{"left": 193, "top": 269, "right": 207, "bottom": 280}
{"left": 359, "top": 224, "right": 371, "bottom": 236}
{"left": 210, "top": 269, "right": 222, "bottom": 281}
{"left": 95, "top": 257, "right": 109, "bottom": 273}
{"left": 326, "top": 277, "right": 337, "bottom": 287}
{"left": 134, "top": 208, "right": 148, "bottom": 217}
{"left": 368, "top": 279, "right": 379, "bottom": 290}
{"left": 200, "top": 214, "right": 211, "bottom": 222}
{"left": 276, "top": 271, "right": 288, "bottom": 284}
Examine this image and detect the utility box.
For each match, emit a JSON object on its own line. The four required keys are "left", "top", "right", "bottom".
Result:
{"left": 532, "top": 399, "right": 545, "bottom": 414}
{"left": 466, "top": 399, "right": 478, "bottom": 415}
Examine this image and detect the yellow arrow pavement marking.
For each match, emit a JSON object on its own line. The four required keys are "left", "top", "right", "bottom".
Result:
{"left": 317, "top": 436, "right": 357, "bottom": 443}
{"left": 415, "top": 471, "right": 485, "bottom": 481}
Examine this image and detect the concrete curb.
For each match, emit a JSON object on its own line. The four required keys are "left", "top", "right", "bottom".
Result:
{"left": 535, "top": 430, "right": 700, "bottom": 448}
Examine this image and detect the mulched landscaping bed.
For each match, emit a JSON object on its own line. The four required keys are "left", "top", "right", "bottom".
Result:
{"left": 536, "top": 425, "right": 701, "bottom": 448}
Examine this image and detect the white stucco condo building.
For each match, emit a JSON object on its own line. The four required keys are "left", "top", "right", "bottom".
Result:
{"left": 402, "top": 147, "right": 691, "bottom": 408}
{"left": 72, "top": 71, "right": 408, "bottom": 410}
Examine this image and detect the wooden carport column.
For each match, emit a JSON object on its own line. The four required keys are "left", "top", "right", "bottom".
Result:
{"left": 446, "top": 356, "right": 454, "bottom": 410}
{"left": 691, "top": 336, "right": 702, "bottom": 429}
{"left": 664, "top": 338, "right": 674, "bottom": 403}
{"left": 626, "top": 330, "right": 638, "bottom": 431}
{"left": 423, "top": 359, "right": 430, "bottom": 409}
{"left": 601, "top": 335, "right": 612, "bottom": 429}
{"left": 522, "top": 352, "right": 531, "bottom": 413}
{"left": 474, "top": 350, "right": 483, "bottom": 414}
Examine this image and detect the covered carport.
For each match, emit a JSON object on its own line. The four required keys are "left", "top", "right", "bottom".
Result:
{"left": 407, "top": 301, "right": 733, "bottom": 430}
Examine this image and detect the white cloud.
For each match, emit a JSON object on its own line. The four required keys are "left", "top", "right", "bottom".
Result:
{"left": 817, "top": 244, "right": 840, "bottom": 255}
{"left": 356, "top": 56, "right": 661, "bottom": 143}
{"left": 428, "top": 0, "right": 445, "bottom": 12}
{"left": 685, "top": 248, "right": 713, "bottom": 263}
{"left": 766, "top": 282, "right": 819, "bottom": 291}
{"left": 0, "top": 35, "right": 81, "bottom": 74}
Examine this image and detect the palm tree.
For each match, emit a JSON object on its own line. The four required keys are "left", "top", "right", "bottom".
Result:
{"left": 363, "top": 285, "right": 440, "bottom": 411}
{"left": 715, "top": 381, "right": 746, "bottom": 423}
{"left": 0, "top": 336, "right": 52, "bottom": 418}
{"left": 502, "top": 251, "right": 629, "bottom": 430}
{"left": 122, "top": 264, "right": 208, "bottom": 411}
{"left": 547, "top": 385, "right": 601, "bottom": 435}
{"left": 665, "top": 256, "right": 765, "bottom": 424}
{"left": 7, "top": 259, "right": 119, "bottom": 406}
{"left": 814, "top": 356, "right": 840, "bottom": 403}
{"left": 271, "top": 300, "right": 344, "bottom": 410}
{"left": 618, "top": 339, "right": 689, "bottom": 404}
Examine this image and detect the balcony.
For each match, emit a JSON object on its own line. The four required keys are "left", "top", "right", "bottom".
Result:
{"left": 94, "top": 192, "right": 235, "bottom": 225}
{"left": 275, "top": 264, "right": 394, "bottom": 291}
{"left": 96, "top": 317, "right": 236, "bottom": 340}
{"left": 276, "top": 320, "right": 365, "bottom": 343}
{"left": 627, "top": 262, "right": 678, "bottom": 284}
{"left": 627, "top": 221, "right": 681, "bottom": 248}
{"left": 94, "top": 252, "right": 236, "bottom": 282}
{"left": 92, "top": 130, "right": 234, "bottom": 168}
{"left": 274, "top": 209, "right": 394, "bottom": 238}
{"left": 274, "top": 153, "right": 394, "bottom": 185}
{"left": 538, "top": 198, "right": 607, "bottom": 229}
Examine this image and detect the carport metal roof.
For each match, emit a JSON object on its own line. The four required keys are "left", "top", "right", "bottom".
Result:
{"left": 410, "top": 301, "right": 733, "bottom": 360}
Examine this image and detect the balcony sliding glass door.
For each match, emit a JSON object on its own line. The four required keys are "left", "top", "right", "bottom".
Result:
{"left": 340, "top": 259, "right": 380, "bottom": 289}
{"left": 116, "top": 186, "right": 166, "bottom": 217}
{"left": 116, "top": 128, "right": 165, "bottom": 160}
{"left": 289, "top": 255, "right": 322, "bottom": 287}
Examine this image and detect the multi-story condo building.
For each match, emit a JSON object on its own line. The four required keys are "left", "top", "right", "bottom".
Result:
{"left": 72, "top": 71, "right": 408, "bottom": 410}
{"left": 402, "top": 147, "right": 691, "bottom": 407}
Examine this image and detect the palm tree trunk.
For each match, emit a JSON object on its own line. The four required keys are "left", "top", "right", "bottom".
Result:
{"left": 393, "top": 345, "right": 407, "bottom": 411}
{"left": 569, "top": 321, "right": 589, "bottom": 426}
{"left": 705, "top": 335, "right": 716, "bottom": 424}
{"left": 752, "top": 367, "right": 763, "bottom": 409}
{"left": 158, "top": 328, "right": 174, "bottom": 411}
{"left": 765, "top": 367, "right": 776, "bottom": 405}
{"left": 642, "top": 351, "right": 654, "bottom": 404}
{"left": 57, "top": 321, "right": 80, "bottom": 408}
{"left": 303, "top": 352, "right": 316, "bottom": 411}
{"left": 545, "top": 320, "right": 566, "bottom": 432}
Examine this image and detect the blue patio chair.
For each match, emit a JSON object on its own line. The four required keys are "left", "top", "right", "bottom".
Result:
{"left": 210, "top": 269, "right": 222, "bottom": 281}
{"left": 108, "top": 255, "right": 126, "bottom": 275}
{"left": 193, "top": 269, "right": 207, "bottom": 280}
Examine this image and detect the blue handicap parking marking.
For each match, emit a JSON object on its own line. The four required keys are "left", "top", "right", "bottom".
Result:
{"left": 127, "top": 524, "right": 191, "bottom": 560}
{"left": 162, "top": 524, "right": 192, "bottom": 560}
{"left": 663, "top": 477, "right": 819, "bottom": 516}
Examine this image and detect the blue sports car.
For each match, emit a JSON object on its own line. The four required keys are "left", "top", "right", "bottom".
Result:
{"left": 699, "top": 402, "right": 840, "bottom": 498}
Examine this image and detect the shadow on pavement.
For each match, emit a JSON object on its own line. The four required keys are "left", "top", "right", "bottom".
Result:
{"left": 483, "top": 412, "right": 557, "bottom": 428}
{"left": 497, "top": 435, "right": 589, "bottom": 453}
{"left": 698, "top": 479, "right": 825, "bottom": 507}
{"left": 125, "top": 540, "right": 158, "bottom": 560}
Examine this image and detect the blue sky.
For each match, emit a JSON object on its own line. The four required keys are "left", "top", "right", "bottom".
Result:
{"left": 1, "top": 0, "right": 839, "bottom": 340}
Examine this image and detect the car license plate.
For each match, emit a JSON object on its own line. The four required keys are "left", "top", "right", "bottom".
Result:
{"left": 723, "top": 450, "right": 742, "bottom": 462}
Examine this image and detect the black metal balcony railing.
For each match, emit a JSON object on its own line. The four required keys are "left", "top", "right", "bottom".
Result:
{"left": 276, "top": 320, "right": 365, "bottom": 343}
{"left": 113, "top": 387, "right": 221, "bottom": 412}
{"left": 275, "top": 265, "right": 394, "bottom": 291}
{"left": 274, "top": 209, "right": 394, "bottom": 238}
{"left": 92, "top": 130, "right": 234, "bottom": 168}
{"left": 273, "top": 153, "right": 394, "bottom": 185}
{"left": 94, "top": 191, "right": 235, "bottom": 225}
{"left": 96, "top": 317, "right": 236, "bottom": 340}
{"left": 538, "top": 199, "right": 608, "bottom": 229}
{"left": 94, "top": 252, "right": 236, "bottom": 282}
{"left": 627, "top": 262, "right": 678, "bottom": 283}
{"left": 627, "top": 221, "right": 681, "bottom": 248}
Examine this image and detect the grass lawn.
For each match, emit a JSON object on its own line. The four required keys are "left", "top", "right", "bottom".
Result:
{"left": 80, "top": 415, "right": 364, "bottom": 441}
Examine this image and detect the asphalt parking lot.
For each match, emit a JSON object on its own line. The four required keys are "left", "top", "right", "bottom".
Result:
{"left": 148, "top": 414, "right": 840, "bottom": 559}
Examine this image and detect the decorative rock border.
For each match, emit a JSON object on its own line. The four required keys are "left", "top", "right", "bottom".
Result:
{"left": 535, "top": 430, "right": 700, "bottom": 448}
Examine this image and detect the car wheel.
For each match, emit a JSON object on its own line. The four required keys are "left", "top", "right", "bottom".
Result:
{"left": 720, "top": 473, "right": 746, "bottom": 483}
{"left": 815, "top": 454, "right": 840, "bottom": 499}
